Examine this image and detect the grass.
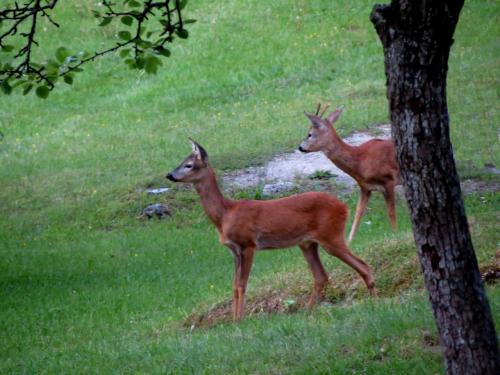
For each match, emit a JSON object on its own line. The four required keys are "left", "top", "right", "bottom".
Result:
{"left": 0, "top": 0, "right": 499, "bottom": 373}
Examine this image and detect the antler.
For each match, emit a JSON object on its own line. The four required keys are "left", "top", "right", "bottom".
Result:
{"left": 314, "top": 102, "right": 332, "bottom": 118}
{"left": 318, "top": 103, "right": 331, "bottom": 118}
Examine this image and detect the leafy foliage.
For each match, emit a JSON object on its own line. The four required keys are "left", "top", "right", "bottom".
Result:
{"left": 0, "top": 0, "right": 194, "bottom": 98}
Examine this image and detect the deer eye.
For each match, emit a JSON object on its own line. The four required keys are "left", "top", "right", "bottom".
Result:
{"left": 308, "top": 133, "right": 312, "bottom": 138}
{"left": 185, "top": 164, "right": 193, "bottom": 169}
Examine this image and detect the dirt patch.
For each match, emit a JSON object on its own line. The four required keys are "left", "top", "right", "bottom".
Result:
{"left": 183, "top": 289, "right": 308, "bottom": 329}
{"left": 421, "top": 329, "right": 443, "bottom": 354}
{"left": 221, "top": 125, "right": 499, "bottom": 198}
{"left": 184, "top": 236, "right": 422, "bottom": 329}
{"left": 222, "top": 124, "right": 392, "bottom": 191}
{"left": 480, "top": 249, "right": 500, "bottom": 285}
{"left": 184, "top": 271, "right": 404, "bottom": 329}
{"left": 184, "top": 238, "right": 499, "bottom": 329}
{"left": 461, "top": 180, "right": 500, "bottom": 195}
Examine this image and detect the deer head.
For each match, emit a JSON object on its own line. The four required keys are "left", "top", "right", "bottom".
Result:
{"left": 299, "top": 104, "right": 344, "bottom": 153}
{"left": 166, "top": 139, "right": 209, "bottom": 183}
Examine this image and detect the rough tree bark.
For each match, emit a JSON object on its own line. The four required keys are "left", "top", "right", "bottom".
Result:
{"left": 370, "top": 1, "right": 499, "bottom": 374}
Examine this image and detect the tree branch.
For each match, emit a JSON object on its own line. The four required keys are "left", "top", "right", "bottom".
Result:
{"left": 0, "top": 0, "right": 192, "bottom": 97}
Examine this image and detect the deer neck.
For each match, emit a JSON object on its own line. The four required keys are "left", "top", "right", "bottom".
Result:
{"left": 193, "top": 166, "right": 230, "bottom": 230}
{"left": 323, "top": 130, "right": 359, "bottom": 176}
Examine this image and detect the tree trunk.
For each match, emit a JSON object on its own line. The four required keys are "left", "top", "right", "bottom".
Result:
{"left": 370, "top": 1, "right": 499, "bottom": 374}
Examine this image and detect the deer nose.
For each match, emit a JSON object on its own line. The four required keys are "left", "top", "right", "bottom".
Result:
{"left": 298, "top": 146, "right": 306, "bottom": 153}
{"left": 166, "top": 173, "right": 177, "bottom": 182}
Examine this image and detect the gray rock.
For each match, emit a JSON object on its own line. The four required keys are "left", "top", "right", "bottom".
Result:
{"left": 141, "top": 203, "right": 171, "bottom": 219}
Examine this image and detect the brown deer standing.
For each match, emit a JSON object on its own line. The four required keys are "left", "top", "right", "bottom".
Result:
{"left": 299, "top": 104, "right": 400, "bottom": 243}
{"left": 167, "top": 140, "right": 376, "bottom": 321}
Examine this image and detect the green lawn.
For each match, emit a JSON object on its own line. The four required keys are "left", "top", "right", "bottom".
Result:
{"left": 1, "top": 0, "right": 498, "bottom": 373}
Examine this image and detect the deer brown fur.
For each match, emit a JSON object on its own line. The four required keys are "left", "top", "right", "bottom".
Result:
{"left": 167, "top": 140, "right": 376, "bottom": 321}
{"left": 299, "top": 105, "right": 400, "bottom": 242}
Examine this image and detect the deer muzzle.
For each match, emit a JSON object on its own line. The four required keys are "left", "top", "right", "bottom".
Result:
{"left": 166, "top": 173, "right": 177, "bottom": 182}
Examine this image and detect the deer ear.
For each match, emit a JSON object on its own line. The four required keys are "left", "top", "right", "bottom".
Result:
{"left": 304, "top": 112, "right": 326, "bottom": 129}
{"left": 189, "top": 138, "right": 209, "bottom": 162}
{"left": 326, "top": 105, "right": 345, "bottom": 124}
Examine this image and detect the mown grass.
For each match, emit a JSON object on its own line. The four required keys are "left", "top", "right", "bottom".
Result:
{"left": 1, "top": 0, "right": 499, "bottom": 373}
{"left": 1, "top": 196, "right": 498, "bottom": 374}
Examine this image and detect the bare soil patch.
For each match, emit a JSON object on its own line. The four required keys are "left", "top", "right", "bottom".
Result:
{"left": 222, "top": 124, "right": 392, "bottom": 192}
{"left": 184, "top": 236, "right": 422, "bottom": 329}
{"left": 184, "top": 237, "right": 499, "bottom": 329}
{"left": 221, "top": 125, "right": 499, "bottom": 197}
{"left": 461, "top": 180, "right": 500, "bottom": 195}
{"left": 480, "top": 249, "right": 500, "bottom": 285}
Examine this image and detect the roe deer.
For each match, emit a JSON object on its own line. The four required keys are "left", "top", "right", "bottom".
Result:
{"left": 299, "top": 104, "right": 400, "bottom": 243}
{"left": 166, "top": 139, "right": 376, "bottom": 321}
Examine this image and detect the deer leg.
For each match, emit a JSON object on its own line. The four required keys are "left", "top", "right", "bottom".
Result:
{"left": 321, "top": 239, "right": 376, "bottom": 296}
{"left": 348, "top": 188, "right": 371, "bottom": 243}
{"left": 231, "top": 249, "right": 242, "bottom": 321}
{"left": 383, "top": 184, "right": 397, "bottom": 231}
{"left": 299, "top": 242, "right": 329, "bottom": 309}
{"left": 235, "top": 246, "right": 255, "bottom": 321}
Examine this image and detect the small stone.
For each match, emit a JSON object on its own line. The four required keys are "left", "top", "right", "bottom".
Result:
{"left": 141, "top": 203, "right": 171, "bottom": 219}
{"left": 146, "top": 187, "right": 170, "bottom": 195}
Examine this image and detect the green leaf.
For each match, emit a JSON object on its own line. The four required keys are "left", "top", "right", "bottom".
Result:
{"left": 179, "top": 0, "right": 188, "bottom": 10}
{"left": 124, "top": 58, "right": 136, "bottom": 69}
{"left": 47, "top": 59, "right": 59, "bottom": 70}
{"left": 118, "top": 31, "right": 132, "bottom": 41}
{"left": 99, "top": 17, "right": 113, "bottom": 27}
{"left": 128, "top": 0, "right": 141, "bottom": 7}
{"left": 11, "top": 80, "right": 26, "bottom": 89}
{"left": 46, "top": 74, "right": 58, "bottom": 85}
{"left": 136, "top": 57, "right": 145, "bottom": 69}
{"left": 92, "top": 10, "right": 101, "bottom": 18}
{"left": 121, "top": 16, "right": 133, "bottom": 26}
{"left": 119, "top": 49, "right": 131, "bottom": 58}
{"left": 63, "top": 75, "right": 73, "bottom": 85}
{"left": 46, "top": 61, "right": 59, "bottom": 76}
{"left": 145, "top": 56, "right": 160, "bottom": 74}
{"left": 55, "top": 47, "right": 69, "bottom": 63}
{"left": 155, "top": 46, "right": 170, "bottom": 57}
{"left": 137, "top": 39, "right": 152, "bottom": 49}
{"left": 1, "top": 45, "right": 15, "bottom": 53}
{"left": 183, "top": 19, "right": 197, "bottom": 24}
{"left": 22, "top": 84, "right": 33, "bottom": 95}
{"left": 35, "top": 85, "right": 50, "bottom": 99}
{"left": 1, "top": 80, "right": 12, "bottom": 95}
{"left": 176, "top": 29, "right": 189, "bottom": 39}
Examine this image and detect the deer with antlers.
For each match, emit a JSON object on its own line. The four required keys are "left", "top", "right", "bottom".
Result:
{"left": 167, "top": 140, "right": 376, "bottom": 321}
{"left": 299, "top": 104, "right": 400, "bottom": 243}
